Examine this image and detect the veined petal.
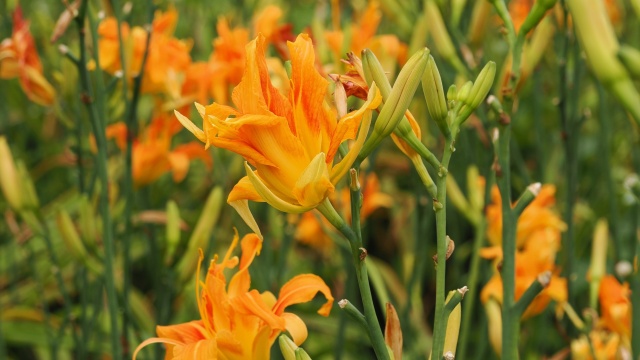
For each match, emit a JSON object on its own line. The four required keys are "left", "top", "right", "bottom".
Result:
{"left": 228, "top": 176, "right": 263, "bottom": 203}
{"left": 288, "top": 33, "right": 336, "bottom": 158}
{"left": 232, "top": 34, "right": 292, "bottom": 119}
{"left": 327, "top": 82, "right": 382, "bottom": 162}
{"left": 330, "top": 110, "right": 372, "bottom": 184}
{"left": 132, "top": 337, "right": 186, "bottom": 360}
{"left": 174, "top": 109, "right": 207, "bottom": 143}
{"left": 281, "top": 313, "right": 308, "bottom": 345}
{"left": 272, "top": 274, "right": 334, "bottom": 317}
{"left": 292, "top": 153, "right": 334, "bottom": 208}
{"left": 245, "top": 162, "right": 314, "bottom": 214}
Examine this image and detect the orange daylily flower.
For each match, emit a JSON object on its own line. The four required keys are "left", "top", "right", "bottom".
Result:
{"left": 101, "top": 115, "right": 211, "bottom": 187}
{"left": 571, "top": 330, "right": 624, "bottom": 360}
{"left": 599, "top": 275, "right": 631, "bottom": 344}
{"left": 0, "top": 7, "right": 55, "bottom": 106}
{"left": 175, "top": 34, "right": 381, "bottom": 237}
{"left": 480, "top": 184, "right": 567, "bottom": 318}
{"left": 295, "top": 173, "right": 392, "bottom": 254}
{"left": 325, "top": 1, "right": 407, "bottom": 66}
{"left": 133, "top": 232, "right": 333, "bottom": 359}
{"left": 97, "top": 8, "right": 192, "bottom": 95}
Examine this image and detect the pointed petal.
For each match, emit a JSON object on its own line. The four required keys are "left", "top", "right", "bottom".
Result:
{"left": 229, "top": 199, "right": 263, "bottom": 240}
{"left": 175, "top": 110, "right": 207, "bottom": 143}
{"left": 273, "top": 274, "right": 334, "bottom": 317}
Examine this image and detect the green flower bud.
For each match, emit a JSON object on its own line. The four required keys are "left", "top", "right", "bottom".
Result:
{"left": 164, "top": 200, "right": 181, "bottom": 265}
{"left": 359, "top": 48, "right": 430, "bottom": 160}
{"left": 422, "top": 55, "right": 450, "bottom": 137}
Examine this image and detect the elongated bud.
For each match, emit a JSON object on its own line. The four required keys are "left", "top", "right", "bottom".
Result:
{"left": 589, "top": 219, "right": 608, "bottom": 308}
{"left": 443, "top": 289, "right": 464, "bottom": 357}
{"left": 466, "top": 166, "right": 484, "bottom": 214}
{"left": 447, "top": 84, "right": 457, "bottom": 109}
{"left": 567, "top": 0, "right": 640, "bottom": 123}
{"left": 78, "top": 195, "right": 100, "bottom": 251}
{"left": 176, "top": 187, "right": 223, "bottom": 282}
{"left": 618, "top": 45, "right": 640, "bottom": 78}
{"left": 164, "top": 200, "right": 181, "bottom": 265}
{"left": 457, "top": 81, "right": 473, "bottom": 103}
{"left": 425, "top": 0, "right": 466, "bottom": 74}
{"left": 359, "top": 48, "right": 430, "bottom": 159}
{"left": 422, "top": 55, "right": 450, "bottom": 137}
{"left": 57, "top": 209, "right": 102, "bottom": 274}
{"left": 456, "top": 62, "right": 496, "bottom": 125}
{"left": 17, "top": 161, "right": 39, "bottom": 210}
{"left": 485, "top": 299, "right": 502, "bottom": 357}
{"left": 362, "top": 49, "right": 391, "bottom": 96}
{"left": 0, "top": 137, "right": 23, "bottom": 210}
{"left": 279, "top": 335, "right": 297, "bottom": 360}
{"left": 467, "top": 61, "right": 496, "bottom": 109}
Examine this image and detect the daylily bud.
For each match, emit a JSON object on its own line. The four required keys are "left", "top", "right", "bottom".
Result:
{"left": 279, "top": 335, "right": 297, "bottom": 360}
{"left": 361, "top": 49, "right": 389, "bottom": 95}
{"left": 56, "top": 209, "right": 102, "bottom": 274}
{"left": 466, "top": 166, "right": 484, "bottom": 214}
{"left": 164, "top": 200, "right": 181, "bottom": 265}
{"left": 456, "top": 62, "right": 496, "bottom": 125}
{"left": 279, "top": 335, "right": 312, "bottom": 360}
{"left": 443, "top": 293, "right": 463, "bottom": 357}
{"left": 422, "top": 55, "right": 450, "bottom": 138}
{"left": 567, "top": 0, "right": 640, "bottom": 122}
{"left": 176, "top": 186, "right": 223, "bottom": 283}
{"left": 457, "top": 81, "right": 473, "bottom": 103}
{"left": 618, "top": 45, "right": 640, "bottom": 78}
{"left": 425, "top": 0, "right": 466, "bottom": 74}
{"left": 17, "top": 161, "right": 39, "bottom": 210}
{"left": 0, "top": 137, "right": 24, "bottom": 210}
{"left": 359, "top": 48, "right": 430, "bottom": 159}
{"left": 589, "top": 219, "right": 608, "bottom": 308}
{"left": 447, "top": 84, "right": 457, "bottom": 109}
{"left": 485, "top": 298, "right": 502, "bottom": 356}
{"left": 78, "top": 195, "right": 101, "bottom": 252}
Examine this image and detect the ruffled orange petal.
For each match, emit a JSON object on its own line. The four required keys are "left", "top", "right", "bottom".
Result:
{"left": 228, "top": 234, "right": 263, "bottom": 298}
{"left": 235, "top": 290, "right": 286, "bottom": 330}
{"left": 272, "top": 274, "right": 334, "bottom": 317}
{"left": 281, "top": 312, "right": 308, "bottom": 345}
{"left": 287, "top": 34, "right": 336, "bottom": 158}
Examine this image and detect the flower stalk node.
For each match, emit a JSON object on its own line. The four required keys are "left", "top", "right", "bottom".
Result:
{"left": 359, "top": 247, "right": 368, "bottom": 261}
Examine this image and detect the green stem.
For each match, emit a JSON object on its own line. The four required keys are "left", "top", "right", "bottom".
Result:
{"left": 457, "top": 219, "right": 487, "bottom": 360}
{"left": 497, "top": 122, "right": 519, "bottom": 359}
{"left": 430, "top": 136, "right": 454, "bottom": 359}
{"left": 73, "top": 3, "right": 122, "bottom": 358}
{"left": 317, "top": 198, "right": 389, "bottom": 360}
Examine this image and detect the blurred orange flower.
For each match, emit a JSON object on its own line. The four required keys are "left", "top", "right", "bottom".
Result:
{"left": 97, "top": 8, "right": 192, "bottom": 95}
{"left": 480, "top": 185, "right": 567, "bottom": 318}
{"left": 175, "top": 34, "right": 381, "bottom": 236}
{"left": 325, "top": 1, "right": 407, "bottom": 66}
{"left": 133, "top": 232, "right": 333, "bottom": 359}
{"left": 599, "top": 275, "right": 631, "bottom": 343}
{"left": 102, "top": 115, "right": 211, "bottom": 187}
{"left": 295, "top": 173, "right": 392, "bottom": 253}
{"left": 0, "top": 7, "right": 55, "bottom": 106}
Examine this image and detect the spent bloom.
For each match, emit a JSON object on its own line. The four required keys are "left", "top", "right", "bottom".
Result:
{"left": 0, "top": 7, "right": 55, "bottom": 106}
{"left": 133, "top": 232, "right": 333, "bottom": 359}
{"left": 175, "top": 34, "right": 381, "bottom": 237}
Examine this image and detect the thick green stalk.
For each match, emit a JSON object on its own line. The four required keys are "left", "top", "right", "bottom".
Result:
{"left": 430, "top": 136, "right": 454, "bottom": 359}
{"left": 73, "top": 3, "right": 122, "bottom": 358}
{"left": 497, "top": 123, "right": 519, "bottom": 359}
{"left": 317, "top": 197, "right": 389, "bottom": 360}
{"left": 457, "top": 218, "right": 487, "bottom": 360}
